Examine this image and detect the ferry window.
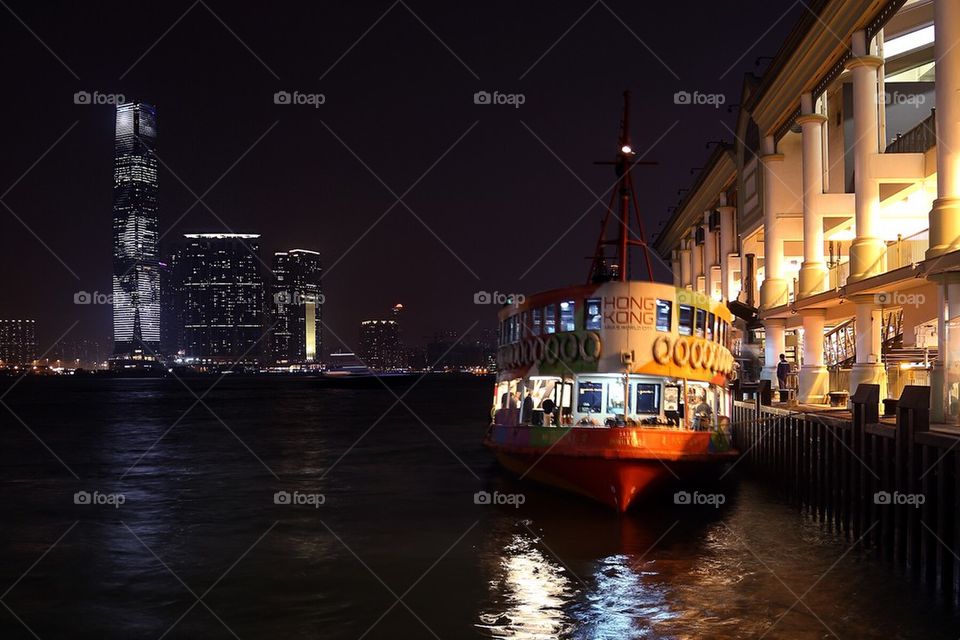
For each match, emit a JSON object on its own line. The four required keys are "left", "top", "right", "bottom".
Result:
{"left": 531, "top": 308, "right": 542, "bottom": 336}
{"left": 655, "top": 299, "right": 672, "bottom": 332}
{"left": 520, "top": 311, "right": 529, "bottom": 339}
{"left": 585, "top": 298, "right": 602, "bottom": 330}
{"left": 544, "top": 305, "right": 556, "bottom": 334}
{"left": 559, "top": 300, "right": 575, "bottom": 332}
{"left": 607, "top": 380, "right": 626, "bottom": 414}
{"left": 635, "top": 383, "right": 660, "bottom": 414}
{"left": 707, "top": 312, "right": 715, "bottom": 341}
{"left": 695, "top": 308, "right": 706, "bottom": 338}
{"left": 678, "top": 305, "right": 693, "bottom": 336}
{"left": 577, "top": 381, "right": 603, "bottom": 413}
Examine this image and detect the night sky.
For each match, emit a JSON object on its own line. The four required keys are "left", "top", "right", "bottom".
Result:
{"left": 0, "top": 1, "right": 801, "bottom": 353}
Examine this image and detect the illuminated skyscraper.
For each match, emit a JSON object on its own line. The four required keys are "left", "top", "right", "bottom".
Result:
{"left": 0, "top": 320, "right": 38, "bottom": 366}
{"left": 179, "top": 234, "right": 265, "bottom": 364}
{"left": 111, "top": 102, "right": 160, "bottom": 358}
{"left": 270, "top": 249, "right": 323, "bottom": 365}
{"left": 358, "top": 304, "right": 405, "bottom": 370}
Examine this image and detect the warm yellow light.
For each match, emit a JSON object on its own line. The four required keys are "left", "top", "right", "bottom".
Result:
{"left": 621, "top": 145, "right": 633, "bottom": 154}
{"left": 827, "top": 229, "right": 855, "bottom": 241}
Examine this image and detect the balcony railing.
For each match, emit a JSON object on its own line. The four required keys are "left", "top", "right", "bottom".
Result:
{"left": 884, "top": 229, "right": 929, "bottom": 269}
{"left": 828, "top": 260, "right": 849, "bottom": 289}
{"left": 885, "top": 109, "right": 936, "bottom": 154}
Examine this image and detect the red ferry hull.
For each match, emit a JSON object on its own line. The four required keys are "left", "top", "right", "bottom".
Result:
{"left": 484, "top": 425, "right": 737, "bottom": 512}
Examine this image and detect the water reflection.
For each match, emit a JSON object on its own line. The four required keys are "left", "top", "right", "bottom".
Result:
{"left": 477, "top": 528, "right": 576, "bottom": 639}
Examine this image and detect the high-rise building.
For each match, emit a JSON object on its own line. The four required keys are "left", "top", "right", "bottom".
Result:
{"left": 178, "top": 233, "right": 265, "bottom": 364}
{"left": 0, "top": 320, "right": 38, "bottom": 366}
{"left": 358, "top": 304, "right": 405, "bottom": 370}
{"left": 159, "top": 250, "right": 185, "bottom": 357}
{"left": 112, "top": 102, "right": 160, "bottom": 359}
{"left": 270, "top": 249, "right": 323, "bottom": 365}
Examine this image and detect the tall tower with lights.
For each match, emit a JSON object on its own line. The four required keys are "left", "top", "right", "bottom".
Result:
{"left": 111, "top": 101, "right": 161, "bottom": 359}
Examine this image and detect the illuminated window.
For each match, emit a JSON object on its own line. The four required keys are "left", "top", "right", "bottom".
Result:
{"left": 678, "top": 305, "right": 693, "bottom": 336}
{"left": 635, "top": 383, "right": 660, "bottom": 413}
{"left": 577, "top": 381, "right": 603, "bottom": 413}
{"left": 606, "top": 380, "right": 625, "bottom": 414}
{"left": 655, "top": 299, "right": 672, "bottom": 332}
{"left": 544, "top": 305, "right": 556, "bottom": 334}
{"left": 559, "top": 300, "right": 575, "bottom": 332}
{"left": 531, "top": 308, "right": 542, "bottom": 336}
{"left": 707, "top": 312, "right": 715, "bottom": 341}
{"left": 695, "top": 308, "right": 706, "bottom": 338}
{"left": 585, "top": 298, "right": 602, "bottom": 330}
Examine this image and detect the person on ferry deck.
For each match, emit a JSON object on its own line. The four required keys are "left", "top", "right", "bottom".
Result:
{"left": 541, "top": 397, "right": 556, "bottom": 426}
{"left": 694, "top": 397, "right": 713, "bottom": 431}
{"left": 509, "top": 392, "right": 519, "bottom": 409}
{"left": 521, "top": 392, "right": 534, "bottom": 424}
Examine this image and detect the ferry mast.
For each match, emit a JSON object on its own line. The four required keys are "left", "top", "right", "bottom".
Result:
{"left": 588, "top": 90, "right": 657, "bottom": 284}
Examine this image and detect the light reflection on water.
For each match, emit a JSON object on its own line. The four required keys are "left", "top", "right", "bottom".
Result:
{"left": 478, "top": 531, "right": 575, "bottom": 639}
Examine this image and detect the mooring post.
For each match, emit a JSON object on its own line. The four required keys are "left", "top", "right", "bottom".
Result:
{"left": 895, "top": 386, "right": 930, "bottom": 579}
{"left": 850, "top": 384, "right": 879, "bottom": 540}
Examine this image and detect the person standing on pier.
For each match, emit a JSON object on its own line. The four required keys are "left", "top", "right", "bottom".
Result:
{"left": 776, "top": 354, "right": 790, "bottom": 390}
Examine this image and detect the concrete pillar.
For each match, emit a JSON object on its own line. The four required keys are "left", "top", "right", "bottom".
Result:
{"left": 703, "top": 210, "right": 719, "bottom": 299}
{"left": 761, "top": 318, "right": 786, "bottom": 387}
{"left": 759, "top": 136, "right": 789, "bottom": 309}
{"left": 849, "top": 294, "right": 886, "bottom": 400}
{"left": 927, "top": 0, "right": 960, "bottom": 259}
{"left": 931, "top": 274, "right": 960, "bottom": 423}
{"left": 692, "top": 228, "right": 704, "bottom": 294}
{"left": 680, "top": 241, "right": 692, "bottom": 289}
{"left": 718, "top": 200, "right": 736, "bottom": 302}
{"left": 797, "top": 93, "right": 829, "bottom": 297}
{"left": 671, "top": 250, "right": 681, "bottom": 287}
{"left": 798, "top": 309, "right": 829, "bottom": 403}
{"left": 846, "top": 32, "right": 886, "bottom": 282}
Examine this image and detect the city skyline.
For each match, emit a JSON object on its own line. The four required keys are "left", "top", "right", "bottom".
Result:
{"left": 0, "top": 1, "right": 802, "bottom": 356}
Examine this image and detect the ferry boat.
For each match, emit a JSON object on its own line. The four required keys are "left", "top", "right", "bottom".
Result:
{"left": 484, "top": 93, "right": 738, "bottom": 512}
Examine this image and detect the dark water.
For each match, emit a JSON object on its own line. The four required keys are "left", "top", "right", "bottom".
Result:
{"left": 0, "top": 376, "right": 956, "bottom": 639}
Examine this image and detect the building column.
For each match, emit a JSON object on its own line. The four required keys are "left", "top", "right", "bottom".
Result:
{"left": 671, "top": 250, "right": 681, "bottom": 287}
{"left": 761, "top": 318, "right": 786, "bottom": 387}
{"left": 759, "top": 136, "right": 789, "bottom": 309}
{"left": 798, "top": 309, "right": 829, "bottom": 403}
{"left": 927, "top": 0, "right": 960, "bottom": 259}
{"left": 703, "top": 211, "right": 719, "bottom": 299}
{"left": 846, "top": 31, "right": 886, "bottom": 283}
{"left": 797, "top": 93, "right": 829, "bottom": 297}
{"left": 718, "top": 199, "right": 736, "bottom": 302}
{"left": 848, "top": 294, "right": 886, "bottom": 401}
{"left": 931, "top": 274, "right": 960, "bottom": 423}
{"left": 679, "top": 240, "right": 692, "bottom": 289}
{"left": 692, "top": 228, "right": 704, "bottom": 294}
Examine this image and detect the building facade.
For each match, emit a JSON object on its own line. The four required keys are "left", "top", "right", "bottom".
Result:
{"left": 0, "top": 320, "right": 38, "bottom": 366}
{"left": 270, "top": 249, "right": 323, "bottom": 366}
{"left": 112, "top": 101, "right": 161, "bottom": 359}
{"left": 177, "top": 233, "right": 265, "bottom": 365}
{"left": 359, "top": 304, "right": 405, "bottom": 370}
{"left": 655, "top": 0, "right": 960, "bottom": 420}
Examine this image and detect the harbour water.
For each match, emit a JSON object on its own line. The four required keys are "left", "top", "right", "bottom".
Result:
{"left": 0, "top": 376, "right": 957, "bottom": 639}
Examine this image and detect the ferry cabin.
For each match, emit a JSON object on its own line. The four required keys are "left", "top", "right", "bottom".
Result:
{"left": 493, "top": 281, "right": 736, "bottom": 431}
